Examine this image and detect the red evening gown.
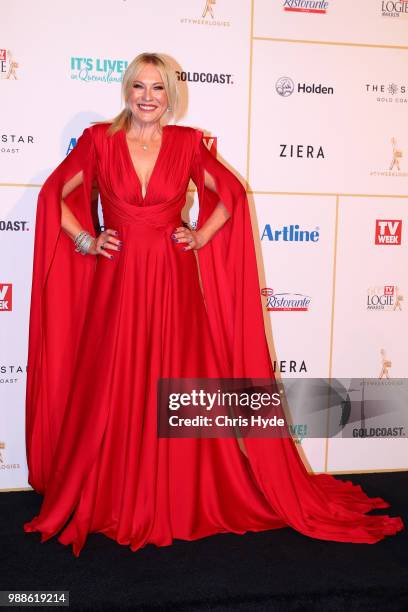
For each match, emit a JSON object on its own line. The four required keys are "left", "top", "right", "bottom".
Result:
{"left": 24, "top": 122, "right": 404, "bottom": 557}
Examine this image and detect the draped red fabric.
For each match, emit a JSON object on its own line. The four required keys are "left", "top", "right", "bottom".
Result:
{"left": 24, "top": 123, "right": 404, "bottom": 556}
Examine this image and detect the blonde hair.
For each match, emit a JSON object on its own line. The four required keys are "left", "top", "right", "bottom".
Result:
{"left": 107, "top": 52, "right": 178, "bottom": 135}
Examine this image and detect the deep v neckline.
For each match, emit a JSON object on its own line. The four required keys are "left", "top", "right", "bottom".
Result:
{"left": 122, "top": 125, "right": 169, "bottom": 203}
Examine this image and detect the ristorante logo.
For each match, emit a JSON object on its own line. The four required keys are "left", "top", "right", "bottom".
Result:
{"left": 176, "top": 70, "right": 233, "bottom": 85}
{"left": 367, "top": 285, "right": 403, "bottom": 310}
{"left": 283, "top": 0, "right": 329, "bottom": 14}
{"left": 0, "top": 220, "right": 29, "bottom": 231}
{"left": 370, "top": 137, "right": 408, "bottom": 178}
{"left": 180, "top": 0, "right": 231, "bottom": 27}
{"left": 0, "top": 49, "right": 19, "bottom": 79}
{"left": 364, "top": 83, "right": 408, "bottom": 104}
{"left": 381, "top": 0, "right": 408, "bottom": 18}
{"left": 261, "top": 224, "right": 320, "bottom": 241}
{"left": 0, "top": 284, "right": 12, "bottom": 311}
{"left": 1, "top": 134, "right": 34, "bottom": 154}
{"left": 280, "top": 144, "right": 325, "bottom": 158}
{"left": 70, "top": 57, "right": 128, "bottom": 83}
{"left": 276, "top": 77, "right": 334, "bottom": 97}
{"left": 261, "top": 288, "right": 311, "bottom": 311}
{"left": 375, "top": 220, "right": 402, "bottom": 245}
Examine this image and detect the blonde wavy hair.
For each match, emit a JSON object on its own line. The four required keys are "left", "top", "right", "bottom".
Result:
{"left": 107, "top": 52, "right": 179, "bottom": 135}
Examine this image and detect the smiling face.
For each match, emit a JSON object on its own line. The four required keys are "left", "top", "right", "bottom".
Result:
{"left": 126, "top": 63, "right": 169, "bottom": 126}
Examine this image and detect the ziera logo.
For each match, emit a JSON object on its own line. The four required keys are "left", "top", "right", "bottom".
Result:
{"left": 261, "top": 224, "right": 320, "bottom": 241}
{"left": 283, "top": 0, "right": 329, "bottom": 14}
{"left": 280, "top": 144, "right": 325, "bottom": 158}
{"left": 375, "top": 220, "right": 402, "bottom": 245}
{"left": 0, "top": 284, "right": 12, "bottom": 311}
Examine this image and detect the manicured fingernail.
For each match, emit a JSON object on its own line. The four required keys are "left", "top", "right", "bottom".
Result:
{"left": 114, "top": 231, "right": 118, "bottom": 235}
{"left": 182, "top": 247, "right": 187, "bottom": 251}
{"left": 110, "top": 255, "right": 114, "bottom": 259}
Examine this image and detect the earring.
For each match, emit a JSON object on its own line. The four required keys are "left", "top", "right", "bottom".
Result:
{"left": 167, "top": 107, "right": 172, "bottom": 112}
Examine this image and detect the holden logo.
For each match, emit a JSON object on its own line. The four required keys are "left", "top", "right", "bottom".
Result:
{"left": 276, "top": 77, "right": 294, "bottom": 97}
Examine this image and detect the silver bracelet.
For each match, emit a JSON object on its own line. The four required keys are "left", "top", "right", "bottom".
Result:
{"left": 74, "top": 230, "right": 94, "bottom": 255}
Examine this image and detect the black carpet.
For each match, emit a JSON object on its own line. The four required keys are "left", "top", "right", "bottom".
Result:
{"left": 1, "top": 473, "right": 407, "bottom": 611}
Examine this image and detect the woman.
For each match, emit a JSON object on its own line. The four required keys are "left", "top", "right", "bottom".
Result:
{"left": 24, "top": 53, "right": 404, "bottom": 557}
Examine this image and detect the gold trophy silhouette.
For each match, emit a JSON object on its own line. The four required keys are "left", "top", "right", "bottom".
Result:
{"left": 379, "top": 348, "right": 392, "bottom": 379}
{"left": 202, "top": 0, "right": 216, "bottom": 19}
{"left": 389, "top": 137, "right": 402, "bottom": 172}
{"left": 393, "top": 287, "right": 403, "bottom": 311}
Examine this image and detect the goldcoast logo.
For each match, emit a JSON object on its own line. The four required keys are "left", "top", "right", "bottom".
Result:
{"left": 70, "top": 57, "right": 128, "bottom": 83}
{"left": 0, "top": 49, "right": 19, "bottom": 79}
{"left": 176, "top": 70, "right": 233, "bottom": 85}
{"left": 283, "top": 0, "right": 329, "bottom": 14}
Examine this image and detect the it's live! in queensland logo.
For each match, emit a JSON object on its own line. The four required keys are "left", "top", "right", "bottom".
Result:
{"left": 283, "top": 0, "right": 329, "bottom": 14}
{"left": 70, "top": 57, "right": 128, "bottom": 83}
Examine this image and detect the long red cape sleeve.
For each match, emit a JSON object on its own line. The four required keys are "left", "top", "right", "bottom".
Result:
{"left": 191, "top": 130, "right": 274, "bottom": 379}
{"left": 189, "top": 129, "right": 404, "bottom": 543}
{"left": 26, "top": 127, "right": 97, "bottom": 493}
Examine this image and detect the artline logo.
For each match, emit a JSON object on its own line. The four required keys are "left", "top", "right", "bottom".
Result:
{"left": 0, "top": 220, "right": 29, "bottom": 231}
{"left": 180, "top": 0, "right": 231, "bottom": 27}
{"left": 364, "top": 83, "right": 407, "bottom": 104}
{"left": 261, "top": 224, "right": 320, "bottom": 242}
{"left": 70, "top": 57, "right": 128, "bottom": 83}
{"left": 0, "top": 49, "right": 19, "bottom": 79}
{"left": 0, "top": 284, "right": 12, "bottom": 311}
{"left": 275, "top": 77, "right": 334, "bottom": 97}
{"left": 367, "top": 285, "right": 403, "bottom": 310}
{"left": 176, "top": 70, "right": 233, "bottom": 85}
{"left": 283, "top": 0, "right": 329, "bottom": 14}
{"left": 375, "top": 220, "right": 402, "bottom": 245}
{"left": 381, "top": 0, "right": 408, "bottom": 18}
{"left": 261, "top": 288, "right": 311, "bottom": 311}
{"left": 370, "top": 137, "right": 408, "bottom": 178}
{"left": 280, "top": 144, "right": 325, "bottom": 158}
{"left": 1, "top": 134, "right": 34, "bottom": 155}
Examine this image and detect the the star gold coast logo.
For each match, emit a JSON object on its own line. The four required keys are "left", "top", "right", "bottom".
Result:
{"left": 0, "top": 49, "right": 19, "bottom": 79}
{"left": 180, "top": 0, "right": 231, "bottom": 27}
{"left": 370, "top": 138, "right": 408, "bottom": 178}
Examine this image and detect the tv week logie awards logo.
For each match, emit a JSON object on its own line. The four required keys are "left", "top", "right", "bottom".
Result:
{"left": 374, "top": 220, "right": 402, "bottom": 245}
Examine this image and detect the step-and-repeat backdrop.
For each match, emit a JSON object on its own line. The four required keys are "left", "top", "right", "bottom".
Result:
{"left": 1, "top": 0, "right": 407, "bottom": 490}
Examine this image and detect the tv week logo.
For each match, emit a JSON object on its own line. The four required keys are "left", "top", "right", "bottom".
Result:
{"left": 375, "top": 220, "right": 402, "bottom": 245}
{"left": 0, "top": 284, "right": 12, "bottom": 311}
